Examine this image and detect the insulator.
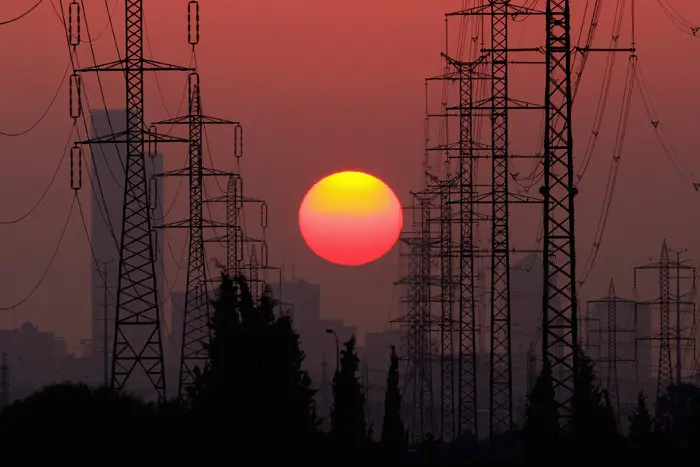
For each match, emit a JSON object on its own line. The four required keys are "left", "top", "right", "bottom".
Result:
{"left": 260, "top": 202, "right": 268, "bottom": 229}
{"left": 148, "top": 126, "right": 157, "bottom": 157}
{"left": 69, "top": 73, "right": 82, "bottom": 119}
{"left": 236, "top": 176, "right": 244, "bottom": 208}
{"left": 188, "top": 1, "right": 200, "bottom": 46}
{"left": 261, "top": 242, "right": 268, "bottom": 268}
{"left": 69, "top": 2, "right": 81, "bottom": 47}
{"left": 235, "top": 228, "right": 243, "bottom": 262}
{"left": 150, "top": 177, "right": 158, "bottom": 211}
{"left": 70, "top": 145, "right": 82, "bottom": 191}
{"left": 188, "top": 72, "right": 200, "bottom": 113}
{"left": 234, "top": 124, "right": 243, "bottom": 159}
{"left": 153, "top": 230, "right": 159, "bottom": 261}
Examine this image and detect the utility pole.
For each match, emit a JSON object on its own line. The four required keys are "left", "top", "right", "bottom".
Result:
{"left": 73, "top": 0, "right": 194, "bottom": 401}
{"left": 94, "top": 258, "right": 115, "bottom": 386}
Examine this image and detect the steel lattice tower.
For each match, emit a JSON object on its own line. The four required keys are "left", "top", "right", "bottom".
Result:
{"left": 606, "top": 280, "right": 619, "bottom": 416}
{"left": 585, "top": 280, "right": 636, "bottom": 429}
{"left": 159, "top": 83, "right": 209, "bottom": 400}
{"left": 454, "top": 58, "right": 481, "bottom": 439}
{"left": 457, "top": 61, "right": 478, "bottom": 439}
{"left": 438, "top": 178, "right": 455, "bottom": 440}
{"left": 634, "top": 241, "right": 672, "bottom": 400}
{"left": 76, "top": 0, "right": 193, "bottom": 400}
{"left": 418, "top": 194, "right": 436, "bottom": 439}
{"left": 541, "top": 0, "right": 578, "bottom": 424}
{"left": 153, "top": 71, "right": 240, "bottom": 400}
{"left": 488, "top": 0, "right": 513, "bottom": 435}
{"left": 393, "top": 193, "right": 437, "bottom": 443}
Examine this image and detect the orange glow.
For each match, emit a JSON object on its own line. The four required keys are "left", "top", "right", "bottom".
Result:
{"left": 299, "top": 171, "right": 403, "bottom": 266}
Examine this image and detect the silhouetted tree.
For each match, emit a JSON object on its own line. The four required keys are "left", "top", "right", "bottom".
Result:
{"left": 656, "top": 383, "right": 700, "bottom": 447}
{"left": 0, "top": 383, "right": 156, "bottom": 417}
{"left": 331, "top": 336, "right": 367, "bottom": 455}
{"left": 628, "top": 390, "right": 654, "bottom": 445}
{"left": 381, "top": 345, "right": 404, "bottom": 462}
{"left": 522, "top": 359, "right": 558, "bottom": 458}
{"left": 419, "top": 433, "right": 440, "bottom": 466}
{"left": 570, "top": 350, "right": 617, "bottom": 441}
{"left": 191, "top": 273, "right": 319, "bottom": 458}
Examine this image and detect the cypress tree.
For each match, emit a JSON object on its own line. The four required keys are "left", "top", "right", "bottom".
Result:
{"left": 628, "top": 391, "right": 653, "bottom": 444}
{"left": 522, "top": 359, "right": 559, "bottom": 456}
{"left": 190, "top": 273, "right": 319, "bottom": 458}
{"left": 570, "top": 350, "right": 617, "bottom": 440}
{"left": 331, "top": 336, "right": 367, "bottom": 453}
{"left": 381, "top": 345, "right": 404, "bottom": 461}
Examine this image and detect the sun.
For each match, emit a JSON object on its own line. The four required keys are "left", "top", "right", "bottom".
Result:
{"left": 299, "top": 171, "right": 403, "bottom": 266}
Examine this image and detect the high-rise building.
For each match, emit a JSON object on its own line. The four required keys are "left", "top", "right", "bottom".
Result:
{"left": 89, "top": 109, "right": 164, "bottom": 383}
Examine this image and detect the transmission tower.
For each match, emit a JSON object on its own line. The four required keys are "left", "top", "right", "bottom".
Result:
{"left": 417, "top": 193, "right": 437, "bottom": 439}
{"left": 541, "top": 0, "right": 577, "bottom": 424}
{"left": 428, "top": 55, "right": 488, "bottom": 439}
{"left": 635, "top": 241, "right": 696, "bottom": 401}
{"left": 446, "top": 1, "right": 544, "bottom": 436}
{"left": 72, "top": 0, "right": 194, "bottom": 400}
{"left": 586, "top": 279, "right": 636, "bottom": 429}
{"left": 393, "top": 192, "right": 437, "bottom": 443}
{"left": 153, "top": 71, "right": 241, "bottom": 401}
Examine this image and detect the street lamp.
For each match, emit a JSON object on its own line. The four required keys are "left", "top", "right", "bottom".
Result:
{"left": 325, "top": 328, "right": 339, "bottom": 374}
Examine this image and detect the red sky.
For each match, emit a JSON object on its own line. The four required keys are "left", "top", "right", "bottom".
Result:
{"left": 0, "top": 0, "right": 699, "bottom": 350}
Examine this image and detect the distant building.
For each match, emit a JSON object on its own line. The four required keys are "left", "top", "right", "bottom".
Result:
{"left": 0, "top": 322, "right": 93, "bottom": 402}
{"left": 89, "top": 109, "right": 164, "bottom": 389}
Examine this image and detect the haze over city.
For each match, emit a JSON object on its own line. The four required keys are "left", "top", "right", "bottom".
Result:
{"left": 0, "top": 1, "right": 700, "bottom": 457}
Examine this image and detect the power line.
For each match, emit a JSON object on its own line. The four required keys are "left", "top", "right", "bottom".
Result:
{"left": 0, "top": 193, "right": 77, "bottom": 311}
{"left": 0, "top": 0, "right": 46, "bottom": 26}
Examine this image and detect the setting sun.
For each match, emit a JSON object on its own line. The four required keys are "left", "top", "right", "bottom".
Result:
{"left": 298, "top": 171, "right": 403, "bottom": 266}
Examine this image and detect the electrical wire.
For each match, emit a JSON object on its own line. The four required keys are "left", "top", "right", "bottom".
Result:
{"left": 657, "top": 0, "right": 700, "bottom": 37}
{"left": 578, "top": 55, "right": 636, "bottom": 287}
{"left": 0, "top": 61, "right": 71, "bottom": 137}
{"left": 634, "top": 60, "right": 700, "bottom": 187}
{"left": 0, "top": 0, "right": 46, "bottom": 26}
{"left": 0, "top": 193, "right": 76, "bottom": 311}
{"left": 0, "top": 121, "right": 75, "bottom": 224}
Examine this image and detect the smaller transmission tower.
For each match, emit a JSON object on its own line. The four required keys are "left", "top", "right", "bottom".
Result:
{"left": 585, "top": 279, "right": 636, "bottom": 429}
{"left": 153, "top": 72, "right": 241, "bottom": 402}
{"left": 634, "top": 241, "right": 696, "bottom": 400}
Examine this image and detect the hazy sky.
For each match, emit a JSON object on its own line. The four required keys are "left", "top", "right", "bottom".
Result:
{"left": 0, "top": 0, "right": 699, "bottom": 351}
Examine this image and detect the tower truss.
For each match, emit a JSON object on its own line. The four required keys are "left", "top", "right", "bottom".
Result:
{"left": 446, "top": 1, "right": 544, "bottom": 436}
{"left": 585, "top": 279, "right": 636, "bottom": 429}
{"left": 75, "top": 0, "right": 193, "bottom": 400}
{"left": 487, "top": 0, "right": 513, "bottom": 434}
{"left": 393, "top": 192, "right": 438, "bottom": 443}
{"left": 542, "top": 0, "right": 577, "bottom": 423}
{"left": 634, "top": 241, "right": 696, "bottom": 401}
{"left": 153, "top": 72, "right": 240, "bottom": 401}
